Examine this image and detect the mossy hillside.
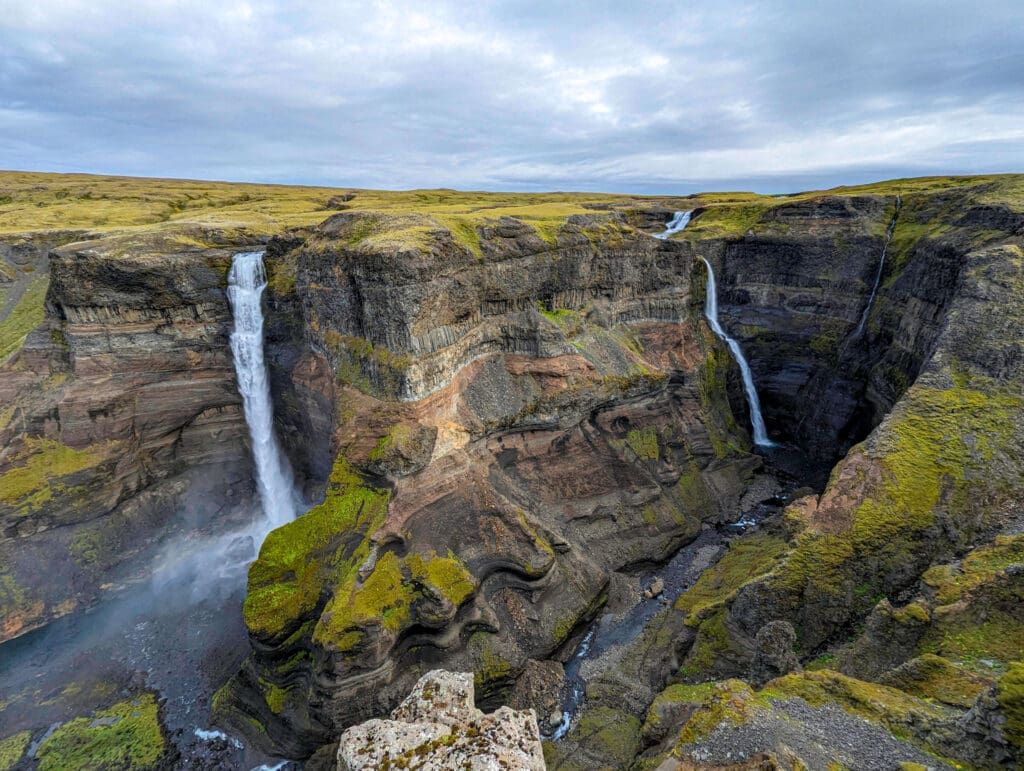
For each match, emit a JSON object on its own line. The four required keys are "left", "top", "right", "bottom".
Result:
{"left": 573, "top": 706, "right": 643, "bottom": 768}
{"left": 34, "top": 693, "right": 168, "bottom": 771}
{"left": 0, "top": 436, "right": 114, "bottom": 514}
{"left": 0, "top": 272, "right": 48, "bottom": 361}
{"left": 918, "top": 574, "right": 1024, "bottom": 667}
{"left": 761, "top": 670, "right": 946, "bottom": 738}
{"left": 0, "top": 731, "right": 30, "bottom": 771}
{"left": 243, "top": 456, "right": 391, "bottom": 643}
{"left": 997, "top": 663, "right": 1024, "bottom": 751}
{"left": 922, "top": 534, "right": 1024, "bottom": 605}
{"left": 675, "top": 534, "right": 789, "bottom": 621}
{"left": 767, "top": 380, "right": 1024, "bottom": 645}
{"left": 313, "top": 548, "right": 476, "bottom": 652}
{"left": 880, "top": 654, "right": 992, "bottom": 708}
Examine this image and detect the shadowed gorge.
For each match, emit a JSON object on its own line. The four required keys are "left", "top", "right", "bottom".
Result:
{"left": 1, "top": 173, "right": 1023, "bottom": 770}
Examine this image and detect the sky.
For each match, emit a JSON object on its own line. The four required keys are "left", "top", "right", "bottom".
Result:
{"left": 1, "top": 0, "right": 1022, "bottom": 194}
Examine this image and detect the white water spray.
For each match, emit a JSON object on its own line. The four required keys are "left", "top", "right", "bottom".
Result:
{"left": 228, "top": 251, "right": 297, "bottom": 529}
{"left": 699, "top": 257, "right": 775, "bottom": 448}
{"left": 853, "top": 195, "right": 902, "bottom": 339}
{"left": 654, "top": 210, "right": 692, "bottom": 239}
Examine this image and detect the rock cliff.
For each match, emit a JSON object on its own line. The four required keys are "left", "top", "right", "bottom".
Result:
{"left": 2, "top": 172, "right": 1023, "bottom": 770}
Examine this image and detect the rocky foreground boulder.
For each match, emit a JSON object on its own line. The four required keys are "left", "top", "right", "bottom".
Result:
{"left": 336, "top": 669, "right": 545, "bottom": 770}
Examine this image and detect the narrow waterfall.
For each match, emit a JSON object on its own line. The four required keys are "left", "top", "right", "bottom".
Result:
{"left": 228, "top": 251, "right": 297, "bottom": 529}
{"left": 853, "top": 195, "right": 902, "bottom": 338}
{"left": 655, "top": 210, "right": 692, "bottom": 239}
{"left": 699, "top": 257, "right": 775, "bottom": 448}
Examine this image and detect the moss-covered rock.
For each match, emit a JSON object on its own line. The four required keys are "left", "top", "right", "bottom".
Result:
{"left": 0, "top": 731, "right": 30, "bottom": 771}
{"left": 34, "top": 693, "right": 170, "bottom": 771}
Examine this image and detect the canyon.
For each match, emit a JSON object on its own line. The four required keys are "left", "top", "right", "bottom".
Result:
{"left": 0, "top": 172, "right": 1023, "bottom": 769}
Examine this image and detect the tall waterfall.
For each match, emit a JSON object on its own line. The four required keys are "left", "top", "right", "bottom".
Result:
{"left": 655, "top": 210, "right": 692, "bottom": 239}
{"left": 228, "top": 251, "right": 297, "bottom": 529}
{"left": 853, "top": 195, "right": 902, "bottom": 338}
{"left": 699, "top": 257, "right": 775, "bottom": 448}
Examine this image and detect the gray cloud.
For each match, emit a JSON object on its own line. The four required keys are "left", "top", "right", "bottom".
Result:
{"left": 1, "top": 0, "right": 1021, "bottom": 193}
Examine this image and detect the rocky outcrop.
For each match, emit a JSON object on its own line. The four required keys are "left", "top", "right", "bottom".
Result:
{"left": 336, "top": 670, "right": 545, "bottom": 770}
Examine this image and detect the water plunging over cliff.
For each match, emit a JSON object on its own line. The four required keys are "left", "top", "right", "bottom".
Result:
{"left": 699, "top": 257, "right": 775, "bottom": 447}
{"left": 228, "top": 251, "right": 297, "bottom": 528}
{"left": 655, "top": 210, "right": 692, "bottom": 239}
{"left": 853, "top": 195, "right": 902, "bottom": 338}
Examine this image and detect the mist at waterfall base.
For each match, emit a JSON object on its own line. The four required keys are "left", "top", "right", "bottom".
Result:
{"left": 0, "top": 252, "right": 302, "bottom": 770}
{"left": 151, "top": 251, "right": 299, "bottom": 600}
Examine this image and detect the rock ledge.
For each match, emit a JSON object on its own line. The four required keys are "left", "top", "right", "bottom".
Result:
{"left": 337, "top": 670, "right": 546, "bottom": 770}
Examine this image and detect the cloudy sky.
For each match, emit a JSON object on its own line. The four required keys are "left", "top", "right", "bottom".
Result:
{"left": 1, "top": 1, "right": 1022, "bottom": 193}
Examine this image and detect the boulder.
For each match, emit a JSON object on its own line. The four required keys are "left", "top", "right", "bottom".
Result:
{"left": 748, "top": 620, "right": 801, "bottom": 687}
{"left": 336, "top": 670, "right": 546, "bottom": 770}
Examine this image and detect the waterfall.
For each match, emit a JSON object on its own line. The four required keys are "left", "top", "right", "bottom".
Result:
{"left": 698, "top": 257, "right": 775, "bottom": 448}
{"left": 853, "top": 195, "right": 902, "bottom": 338}
{"left": 655, "top": 210, "right": 692, "bottom": 239}
{"left": 228, "top": 251, "right": 297, "bottom": 529}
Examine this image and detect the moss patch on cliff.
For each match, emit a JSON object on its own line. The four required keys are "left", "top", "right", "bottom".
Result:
{"left": 675, "top": 534, "right": 788, "bottom": 621}
{"left": 35, "top": 693, "right": 167, "bottom": 771}
{"left": 881, "top": 654, "right": 992, "bottom": 708}
{"left": 314, "top": 548, "right": 476, "bottom": 651}
{"left": 244, "top": 456, "right": 391, "bottom": 642}
{"left": 997, "top": 663, "right": 1024, "bottom": 750}
{"left": 773, "top": 381, "right": 1023, "bottom": 624}
{"left": 762, "top": 670, "right": 945, "bottom": 737}
{"left": 0, "top": 731, "right": 30, "bottom": 771}
{"left": 0, "top": 273, "right": 48, "bottom": 360}
{"left": 922, "top": 534, "right": 1024, "bottom": 605}
{"left": 0, "top": 437, "right": 111, "bottom": 513}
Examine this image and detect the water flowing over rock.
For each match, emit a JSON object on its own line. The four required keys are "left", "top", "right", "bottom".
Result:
{"left": 699, "top": 256, "right": 774, "bottom": 447}
{"left": 227, "top": 250, "right": 297, "bottom": 529}
{"left": 336, "top": 670, "right": 546, "bottom": 770}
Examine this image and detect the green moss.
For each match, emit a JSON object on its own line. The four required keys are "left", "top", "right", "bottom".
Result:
{"left": 575, "top": 707, "right": 642, "bottom": 767}
{"left": 626, "top": 427, "right": 660, "bottom": 461}
{"left": 882, "top": 654, "right": 991, "bottom": 708}
{"left": 314, "top": 548, "right": 476, "bottom": 652}
{"left": 0, "top": 731, "right": 30, "bottom": 771}
{"left": 923, "top": 534, "right": 1024, "bottom": 605}
{"left": 323, "top": 330, "right": 410, "bottom": 399}
{"left": 670, "top": 680, "right": 764, "bottom": 745}
{"left": 775, "top": 383, "right": 1023, "bottom": 608}
{"left": 259, "top": 679, "right": 289, "bottom": 714}
{"left": 36, "top": 693, "right": 167, "bottom": 771}
{"left": 674, "top": 534, "right": 788, "bottom": 620}
{"left": 761, "top": 670, "right": 944, "bottom": 736}
{"left": 244, "top": 456, "right": 390, "bottom": 641}
{"left": 469, "top": 631, "right": 513, "bottom": 688}
{"left": 681, "top": 203, "right": 774, "bottom": 240}
{"left": 407, "top": 551, "right": 476, "bottom": 606}
{"left": 642, "top": 683, "right": 715, "bottom": 736}
{"left": 997, "top": 663, "right": 1024, "bottom": 750}
{"left": 0, "top": 273, "right": 48, "bottom": 360}
{"left": 0, "top": 437, "right": 110, "bottom": 513}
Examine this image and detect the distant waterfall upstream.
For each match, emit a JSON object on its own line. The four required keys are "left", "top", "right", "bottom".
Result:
{"left": 853, "top": 195, "right": 902, "bottom": 338}
{"left": 228, "top": 251, "right": 297, "bottom": 529}
{"left": 655, "top": 210, "right": 692, "bottom": 239}
{"left": 699, "top": 257, "right": 775, "bottom": 448}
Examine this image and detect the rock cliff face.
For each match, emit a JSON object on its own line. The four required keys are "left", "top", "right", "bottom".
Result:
{"left": 215, "top": 211, "right": 761, "bottom": 756}
{"left": 3, "top": 173, "right": 1024, "bottom": 770}
{"left": 0, "top": 238, "right": 256, "bottom": 639}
